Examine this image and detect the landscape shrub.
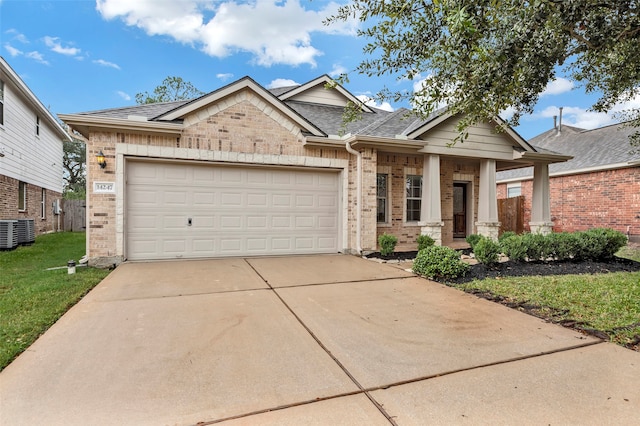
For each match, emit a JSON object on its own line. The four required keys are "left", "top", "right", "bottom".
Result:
{"left": 416, "top": 234, "right": 435, "bottom": 251}
{"left": 378, "top": 233, "right": 398, "bottom": 256}
{"left": 500, "top": 234, "right": 527, "bottom": 262}
{"left": 522, "top": 232, "right": 551, "bottom": 261}
{"left": 473, "top": 236, "right": 501, "bottom": 266}
{"left": 412, "top": 246, "right": 470, "bottom": 280}
{"left": 577, "top": 228, "right": 627, "bottom": 260}
{"left": 498, "top": 231, "right": 516, "bottom": 243}
{"left": 465, "top": 234, "right": 481, "bottom": 250}
{"left": 546, "top": 232, "right": 579, "bottom": 261}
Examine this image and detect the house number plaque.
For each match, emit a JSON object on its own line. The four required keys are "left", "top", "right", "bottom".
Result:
{"left": 93, "top": 182, "right": 115, "bottom": 194}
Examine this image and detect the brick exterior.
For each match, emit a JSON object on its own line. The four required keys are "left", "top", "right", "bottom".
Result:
{"left": 375, "top": 154, "right": 481, "bottom": 251}
{"left": 497, "top": 167, "right": 640, "bottom": 239}
{"left": 86, "top": 98, "right": 352, "bottom": 262}
{"left": 0, "top": 173, "right": 62, "bottom": 234}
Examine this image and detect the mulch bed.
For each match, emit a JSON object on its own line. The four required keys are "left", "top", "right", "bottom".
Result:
{"left": 445, "top": 257, "right": 640, "bottom": 284}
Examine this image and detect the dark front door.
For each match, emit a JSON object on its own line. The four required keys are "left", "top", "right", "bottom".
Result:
{"left": 453, "top": 183, "right": 466, "bottom": 238}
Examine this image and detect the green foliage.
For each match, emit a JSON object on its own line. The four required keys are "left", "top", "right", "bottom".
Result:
{"left": 455, "top": 271, "right": 640, "bottom": 348}
{"left": 0, "top": 233, "right": 110, "bottom": 370}
{"left": 136, "top": 76, "right": 205, "bottom": 104}
{"left": 412, "top": 246, "right": 469, "bottom": 280}
{"left": 63, "top": 139, "right": 86, "bottom": 199}
{"left": 378, "top": 233, "right": 398, "bottom": 256}
{"left": 465, "top": 234, "right": 481, "bottom": 250}
{"left": 501, "top": 229, "right": 627, "bottom": 262}
{"left": 326, "top": 1, "right": 640, "bottom": 147}
{"left": 576, "top": 228, "right": 628, "bottom": 261}
{"left": 498, "top": 231, "right": 516, "bottom": 243}
{"left": 416, "top": 234, "right": 435, "bottom": 251}
{"left": 522, "top": 233, "right": 552, "bottom": 262}
{"left": 500, "top": 234, "right": 527, "bottom": 262}
{"left": 546, "top": 232, "right": 580, "bottom": 261}
{"left": 473, "top": 236, "right": 501, "bottom": 266}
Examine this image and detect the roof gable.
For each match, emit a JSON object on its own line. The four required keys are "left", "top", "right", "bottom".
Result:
{"left": 154, "top": 76, "right": 325, "bottom": 137}
{"left": 1, "top": 56, "right": 70, "bottom": 141}
{"left": 277, "top": 75, "right": 374, "bottom": 113}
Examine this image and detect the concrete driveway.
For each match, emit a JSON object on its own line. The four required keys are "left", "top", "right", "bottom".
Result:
{"left": 1, "top": 255, "right": 638, "bottom": 425}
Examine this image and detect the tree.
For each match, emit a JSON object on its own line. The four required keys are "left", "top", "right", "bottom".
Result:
{"left": 327, "top": 0, "right": 640, "bottom": 148}
{"left": 63, "top": 138, "right": 86, "bottom": 199}
{"left": 135, "top": 76, "right": 205, "bottom": 104}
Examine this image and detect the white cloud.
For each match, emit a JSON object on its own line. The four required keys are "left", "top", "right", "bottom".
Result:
{"left": 93, "top": 59, "right": 121, "bottom": 70}
{"left": 5, "top": 29, "right": 29, "bottom": 44}
{"left": 537, "top": 105, "right": 615, "bottom": 130}
{"left": 25, "top": 51, "right": 49, "bottom": 65}
{"left": 216, "top": 73, "right": 234, "bottom": 81}
{"left": 357, "top": 95, "right": 394, "bottom": 112}
{"left": 43, "top": 36, "right": 81, "bottom": 56}
{"left": 4, "top": 43, "right": 23, "bottom": 57}
{"left": 541, "top": 78, "right": 574, "bottom": 97}
{"left": 117, "top": 90, "right": 131, "bottom": 101}
{"left": 267, "top": 78, "right": 299, "bottom": 89}
{"left": 329, "top": 63, "right": 347, "bottom": 78}
{"left": 96, "top": 0, "right": 357, "bottom": 67}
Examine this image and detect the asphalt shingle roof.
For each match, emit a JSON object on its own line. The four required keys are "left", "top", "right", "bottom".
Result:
{"left": 497, "top": 123, "right": 640, "bottom": 181}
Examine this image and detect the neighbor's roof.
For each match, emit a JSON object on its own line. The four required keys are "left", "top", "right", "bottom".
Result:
{"left": 497, "top": 123, "right": 640, "bottom": 181}
{"left": 0, "top": 56, "right": 71, "bottom": 141}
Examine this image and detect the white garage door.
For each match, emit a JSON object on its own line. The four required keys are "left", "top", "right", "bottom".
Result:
{"left": 126, "top": 161, "right": 341, "bottom": 260}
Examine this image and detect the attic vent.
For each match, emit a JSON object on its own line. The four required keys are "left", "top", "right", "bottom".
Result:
{"left": 0, "top": 220, "right": 19, "bottom": 250}
{"left": 16, "top": 219, "right": 35, "bottom": 245}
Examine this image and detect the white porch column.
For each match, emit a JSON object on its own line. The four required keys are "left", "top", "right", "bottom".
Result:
{"left": 476, "top": 159, "right": 500, "bottom": 241}
{"left": 419, "top": 154, "right": 444, "bottom": 245}
{"left": 530, "top": 163, "right": 554, "bottom": 235}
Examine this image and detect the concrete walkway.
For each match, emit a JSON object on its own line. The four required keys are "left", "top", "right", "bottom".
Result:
{"left": 1, "top": 255, "right": 638, "bottom": 425}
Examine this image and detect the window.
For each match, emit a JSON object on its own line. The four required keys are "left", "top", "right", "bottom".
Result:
{"left": 507, "top": 183, "right": 522, "bottom": 198}
{"left": 41, "top": 188, "right": 46, "bottom": 219}
{"left": 406, "top": 175, "right": 422, "bottom": 222}
{"left": 18, "top": 181, "right": 26, "bottom": 211}
{"left": 376, "top": 174, "right": 388, "bottom": 223}
{"left": 0, "top": 79, "right": 4, "bottom": 126}
{"left": 36, "top": 116, "right": 40, "bottom": 136}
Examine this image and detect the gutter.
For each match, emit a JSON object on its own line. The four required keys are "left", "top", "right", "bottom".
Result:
{"left": 345, "top": 141, "right": 362, "bottom": 254}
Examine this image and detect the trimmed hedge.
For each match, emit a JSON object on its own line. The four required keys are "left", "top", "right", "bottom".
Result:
{"left": 494, "top": 228, "right": 627, "bottom": 263}
{"left": 417, "top": 234, "right": 436, "bottom": 251}
{"left": 412, "top": 246, "right": 469, "bottom": 280}
{"left": 473, "top": 236, "right": 501, "bottom": 266}
{"left": 378, "top": 233, "right": 398, "bottom": 256}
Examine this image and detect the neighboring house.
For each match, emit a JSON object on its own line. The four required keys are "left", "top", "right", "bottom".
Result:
{"left": 0, "top": 57, "right": 70, "bottom": 235}
{"left": 60, "top": 75, "right": 570, "bottom": 266}
{"left": 497, "top": 122, "right": 640, "bottom": 242}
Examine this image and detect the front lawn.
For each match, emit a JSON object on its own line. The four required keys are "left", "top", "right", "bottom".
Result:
{"left": 454, "top": 269, "right": 640, "bottom": 350}
{"left": 0, "top": 232, "right": 110, "bottom": 371}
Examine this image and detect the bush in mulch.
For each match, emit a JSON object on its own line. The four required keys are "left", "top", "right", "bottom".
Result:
{"left": 442, "top": 257, "right": 640, "bottom": 284}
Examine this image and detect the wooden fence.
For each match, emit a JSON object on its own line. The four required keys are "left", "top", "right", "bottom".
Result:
{"left": 62, "top": 199, "right": 86, "bottom": 232}
{"left": 498, "top": 196, "right": 524, "bottom": 235}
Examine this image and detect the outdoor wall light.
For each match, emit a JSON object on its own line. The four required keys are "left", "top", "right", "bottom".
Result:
{"left": 96, "top": 150, "right": 106, "bottom": 169}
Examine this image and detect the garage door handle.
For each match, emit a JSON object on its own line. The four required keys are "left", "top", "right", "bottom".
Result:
{"left": 187, "top": 218, "right": 192, "bottom": 226}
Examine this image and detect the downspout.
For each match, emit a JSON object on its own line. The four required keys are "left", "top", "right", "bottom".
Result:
{"left": 345, "top": 141, "right": 362, "bottom": 254}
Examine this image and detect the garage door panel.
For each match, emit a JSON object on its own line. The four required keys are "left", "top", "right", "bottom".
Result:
{"left": 126, "top": 162, "right": 340, "bottom": 260}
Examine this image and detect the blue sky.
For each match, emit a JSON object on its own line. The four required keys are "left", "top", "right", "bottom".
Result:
{"left": 1, "top": 0, "right": 636, "bottom": 140}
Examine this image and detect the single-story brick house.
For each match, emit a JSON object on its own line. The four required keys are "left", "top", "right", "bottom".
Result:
{"left": 1, "top": 56, "right": 70, "bottom": 236}
{"left": 497, "top": 122, "right": 640, "bottom": 242}
{"left": 60, "top": 75, "right": 571, "bottom": 266}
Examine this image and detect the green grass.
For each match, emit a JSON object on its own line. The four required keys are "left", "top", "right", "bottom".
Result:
{"left": 617, "top": 244, "right": 640, "bottom": 262}
{"left": 0, "top": 232, "right": 110, "bottom": 371}
{"left": 456, "top": 270, "right": 640, "bottom": 348}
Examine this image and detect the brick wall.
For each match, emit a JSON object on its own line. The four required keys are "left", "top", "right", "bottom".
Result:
{"left": 374, "top": 155, "right": 480, "bottom": 251}
{"left": 0, "top": 173, "right": 62, "bottom": 234}
{"left": 497, "top": 167, "right": 640, "bottom": 238}
{"left": 86, "top": 99, "right": 353, "bottom": 260}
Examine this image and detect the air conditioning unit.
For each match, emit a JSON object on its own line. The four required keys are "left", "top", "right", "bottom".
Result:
{"left": 0, "top": 220, "right": 18, "bottom": 250}
{"left": 16, "top": 219, "right": 35, "bottom": 245}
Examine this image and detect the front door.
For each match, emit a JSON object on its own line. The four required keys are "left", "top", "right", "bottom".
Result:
{"left": 453, "top": 183, "right": 466, "bottom": 238}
